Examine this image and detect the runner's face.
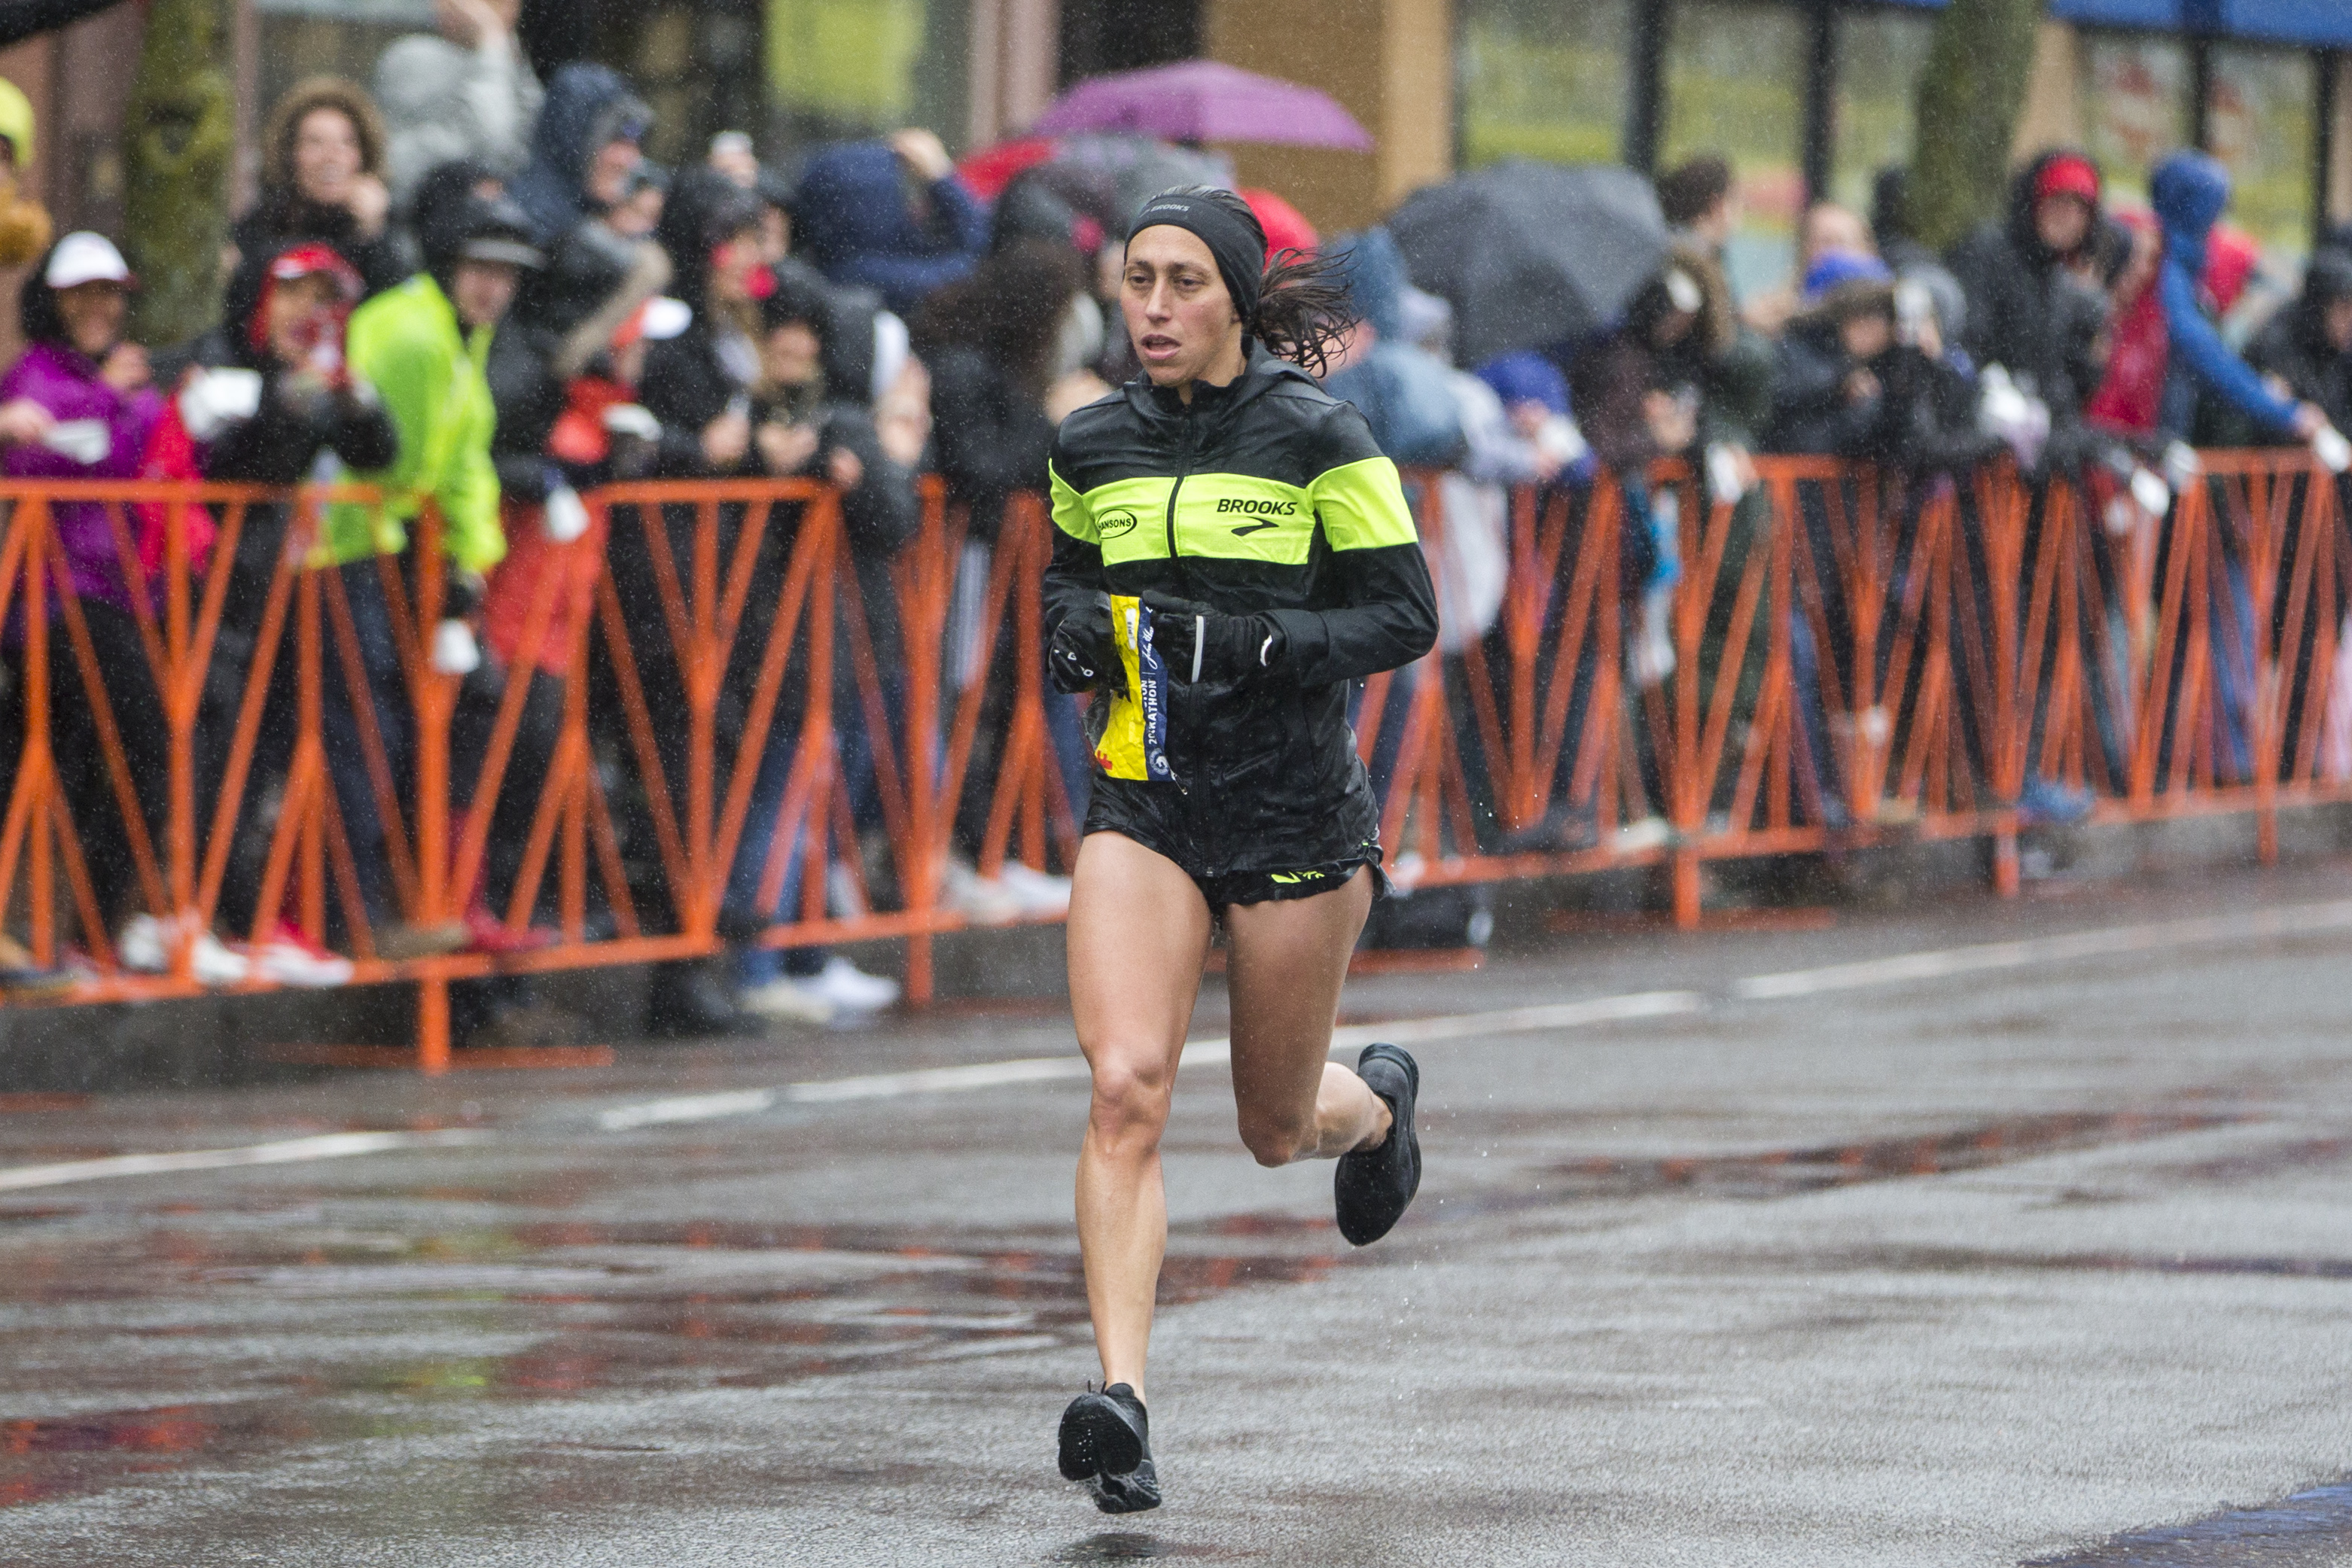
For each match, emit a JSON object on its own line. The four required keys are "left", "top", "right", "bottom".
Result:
{"left": 1122, "top": 225, "right": 1240, "bottom": 388}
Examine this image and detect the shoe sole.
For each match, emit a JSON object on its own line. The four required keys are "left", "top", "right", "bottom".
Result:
{"left": 1336, "top": 1043, "right": 1421, "bottom": 1247}
{"left": 1057, "top": 1394, "right": 1144, "bottom": 1482}
{"left": 1089, "top": 1458, "right": 1161, "bottom": 1513}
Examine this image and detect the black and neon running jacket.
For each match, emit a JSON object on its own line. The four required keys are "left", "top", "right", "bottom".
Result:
{"left": 1044, "top": 343, "right": 1438, "bottom": 874}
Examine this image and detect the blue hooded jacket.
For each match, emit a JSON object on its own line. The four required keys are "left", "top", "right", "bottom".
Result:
{"left": 2150, "top": 150, "right": 2299, "bottom": 438}
{"left": 789, "top": 141, "right": 989, "bottom": 316}
{"left": 507, "top": 63, "right": 649, "bottom": 247}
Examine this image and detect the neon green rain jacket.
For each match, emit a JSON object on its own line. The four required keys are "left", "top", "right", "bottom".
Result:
{"left": 320, "top": 273, "right": 505, "bottom": 574}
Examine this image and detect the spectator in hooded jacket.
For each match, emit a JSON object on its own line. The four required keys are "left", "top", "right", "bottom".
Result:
{"left": 721, "top": 276, "right": 921, "bottom": 1022}
{"left": 507, "top": 62, "right": 651, "bottom": 251}
{"left": 638, "top": 167, "right": 769, "bottom": 477}
{"left": 790, "top": 129, "right": 989, "bottom": 317}
{"left": 373, "top": 0, "right": 543, "bottom": 208}
{"left": 151, "top": 242, "right": 396, "bottom": 981}
{"left": 2244, "top": 248, "right": 2352, "bottom": 437}
{"left": 2145, "top": 151, "right": 2326, "bottom": 449}
{"left": 611, "top": 167, "right": 778, "bottom": 1034}
{"left": 321, "top": 190, "right": 540, "bottom": 959}
{"left": 1945, "top": 150, "right": 2120, "bottom": 470}
{"left": 230, "top": 78, "right": 405, "bottom": 297}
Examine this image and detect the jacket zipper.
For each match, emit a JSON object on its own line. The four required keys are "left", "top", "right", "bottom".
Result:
{"left": 1164, "top": 408, "right": 1193, "bottom": 564}
{"left": 1163, "top": 405, "right": 1195, "bottom": 794}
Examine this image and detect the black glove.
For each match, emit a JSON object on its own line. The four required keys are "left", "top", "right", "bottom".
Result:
{"left": 1048, "top": 592, "right": 1120, "bottom": 693}
{"left": 1141, "top": 591, "right": 1284, "bottom": 684}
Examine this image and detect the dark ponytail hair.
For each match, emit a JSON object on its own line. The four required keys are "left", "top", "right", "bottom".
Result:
{"left": 1252, "top": 247, "right": 1358, "bottom": 378}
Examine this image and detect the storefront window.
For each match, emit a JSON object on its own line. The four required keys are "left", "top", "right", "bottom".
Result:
{"left": 2206, "top": 43, "right": 2315, "bottom": 266}
{"left": 254, "top": 0, "right": 435, "bottom": 130}
{"left": 765, "top": 0, "right": 969, "bottom": 153}
{"left": 1455, "top": 0, "right": 1630, "bottom": 169}
{"left": 2078, "top": 32, "right": 2192, "bottom": 212}
{"left": 1664, "top": 0, "right": 1805, "bottom": 300}
{"left": 1830, "top": 8, "right": 1934, "bottom": 219}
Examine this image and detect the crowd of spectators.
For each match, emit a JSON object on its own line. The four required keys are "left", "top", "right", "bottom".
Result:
{"left": 0, "top": 5, "right": 2347, "bottom": 1019}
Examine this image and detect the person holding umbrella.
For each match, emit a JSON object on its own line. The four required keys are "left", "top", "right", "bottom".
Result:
{"left": 1042, "top": 186, "right": 1437, "bottom": 1512}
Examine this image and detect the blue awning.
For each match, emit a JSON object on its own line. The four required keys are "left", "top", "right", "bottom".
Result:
{"left": 2219, "top": 0, "right": 2352, "bottom": 49}
{"left": 2046, "top": 0, "right": 2183, "bottom": 28}
{"left": 1936, "top": 0, "right": 2352, "bottom": 48}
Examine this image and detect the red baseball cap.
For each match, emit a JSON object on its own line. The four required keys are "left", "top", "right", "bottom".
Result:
{"left": 2034, "top": 154, "right": 2100, "bottom": 208}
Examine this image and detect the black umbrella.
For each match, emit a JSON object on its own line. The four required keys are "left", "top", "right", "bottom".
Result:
{"left": 1387, "top": 160, "right": 1670, "bottom": 367}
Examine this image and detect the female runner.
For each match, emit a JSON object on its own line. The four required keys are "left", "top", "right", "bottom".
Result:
{"left": 1042, "top": 187, "right": 1439, "bottom": 1512}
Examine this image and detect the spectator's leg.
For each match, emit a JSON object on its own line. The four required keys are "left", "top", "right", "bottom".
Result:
{"left": 321, "top": 560, "right": 408, "bottom": 927}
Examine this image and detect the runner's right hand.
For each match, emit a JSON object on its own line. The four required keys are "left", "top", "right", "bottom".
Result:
{"left": 1049, "top": 593, "right": 1119, "bottom": 694}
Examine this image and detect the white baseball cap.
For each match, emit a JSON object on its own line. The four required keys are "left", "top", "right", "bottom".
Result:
{"left": 45, "top": 232, "right": 133, "bottom": 291}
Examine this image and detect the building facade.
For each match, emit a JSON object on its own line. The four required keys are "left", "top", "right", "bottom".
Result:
{"left": 0, "top": 0, "right": 2344, "bottom": 287}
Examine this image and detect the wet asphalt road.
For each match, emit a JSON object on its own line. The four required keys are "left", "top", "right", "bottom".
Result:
{"left": 4, "top": 863, "right": 2352, "bottom": 1565}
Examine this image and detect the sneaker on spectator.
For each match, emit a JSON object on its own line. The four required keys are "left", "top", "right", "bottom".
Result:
{"left": 1611, "top": 816, "right": 1672, "bottom": 854}
{"left": 827, "top": 861, "right": 868, "bottom": 919}
{"left": 119, "top": 912, "right": 251, "bottom": 986}
{"left": 942, "top": 858, "right": 1023, "bottom": 925}
{"left": 0, "top": 933, "right": 75, "bottom": 996}
{"left": 250, "top": 922, "right": 355, "bottom": 988}
{"left": 2016, "top": 777, "right": 2095, "bottom": 827}
{"left": 737, "top": 976, "right": 836, "bottom": 1026}
{"left": 794, "top": 955, "right": 900, "bottom": 1015}
{"left": 462, "top": 1003, "right": 589, "bottom": 1050}
{"left": 375, "top": 921, "right": 472, "bottom": 961}
{"left": 996, "top": 861, "right": 1072, "bottom": 918}
{"left": 1497, "top": 800, "right": 1600, "bottom": 855}
{"left": 462, "top": 902, "right": 559, "bottom": 957}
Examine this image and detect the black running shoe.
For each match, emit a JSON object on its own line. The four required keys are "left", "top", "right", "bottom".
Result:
{"left": 1334, "top": 1043, "right": 1421, "bottom": 1246}
{"left": 1057, "top": 1383, "right": 1159, "bottom": 1512}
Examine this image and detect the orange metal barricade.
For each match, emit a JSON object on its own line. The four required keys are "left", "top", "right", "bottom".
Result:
{"left": 0, "top": 452, "right": 2341, "bottom": 1070}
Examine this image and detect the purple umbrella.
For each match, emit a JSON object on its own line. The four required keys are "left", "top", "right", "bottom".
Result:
{"left": 1029, "top": 60, "right": 1373, "bottom": 151}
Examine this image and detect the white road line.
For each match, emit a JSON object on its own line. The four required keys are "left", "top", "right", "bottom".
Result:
{"left": 596, "top": 1088, "right": 778, "bottom": 1131}
{"left": 1734, "top": 899, "right": 2352, "bottom": 1000}
{"left": 0, "top": 1129, "right": 490, "bottom": 1193}
{"left": 591, "top": 990, "right": 1707, "bottom": 1131}
{"left": 17, "top": 899, "right": 2352, "bottom": 1190}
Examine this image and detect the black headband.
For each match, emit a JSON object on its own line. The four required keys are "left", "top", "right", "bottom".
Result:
{"left": 1126, "top": 191, "right": 1263, "bottom": 325}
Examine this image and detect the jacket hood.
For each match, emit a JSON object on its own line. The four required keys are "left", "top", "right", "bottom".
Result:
{"left": 2004, "top": 147, "right": 2105, "bottom": 267}
{"left": 1334, "top": 225, "right": 1410, "bottom": 339}
{"left": 791, "top": 142, "right": 929, "bottom": 272}
{"left": 655, "top": 166, "right": 763, "bottom": 315}
{"left": 512, "top": 63, "right": 650, "bottom": 242}
{"left": 2293, "top": 248, "right": 2352, "bottom": 347}
{"left": 2152, "top": 151, "right": 2231, "bottom": 269}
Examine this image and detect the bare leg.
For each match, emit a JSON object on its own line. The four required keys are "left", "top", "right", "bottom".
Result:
{"left": 1223, "top": 868, "right": 1391, "bottom": 1168}
{"left": 1068, "top": 832, "right": 1214, "bottom": 1402}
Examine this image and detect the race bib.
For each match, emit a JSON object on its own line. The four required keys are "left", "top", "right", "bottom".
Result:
{"left": 1092, "top": 594, "right": 1176, "bottom": 783}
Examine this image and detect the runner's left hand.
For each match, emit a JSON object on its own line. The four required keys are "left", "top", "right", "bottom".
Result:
{"left": 1141, "top": 591, "right": 1284, "bottom": 684}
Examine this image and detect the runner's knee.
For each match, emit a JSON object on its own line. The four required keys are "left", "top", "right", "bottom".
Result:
{"left": 1236, "top": 1106, "right": 1310, "bottom": 1168}
{"left": 1087, "top": 1052, "right": 1174, "bottom": 1149}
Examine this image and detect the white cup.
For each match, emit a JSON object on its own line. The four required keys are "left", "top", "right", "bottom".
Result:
{"left": 41, "top": 419, "right": 109, "bottom": 464}
{"left": 544, "top": 483, "right": 590, "bottom": 543}
{"left": 430, "top": 618, "right": 481, "bottom": 677}
{"left": 2315, "top": 426, "right": 2352, "bottom": 474}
